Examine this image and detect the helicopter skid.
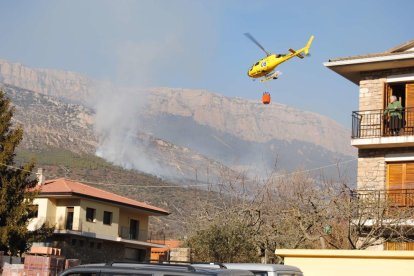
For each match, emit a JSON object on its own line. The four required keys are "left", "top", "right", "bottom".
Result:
{"left": 260, "top": 71, "right": 281, "bottom": 82}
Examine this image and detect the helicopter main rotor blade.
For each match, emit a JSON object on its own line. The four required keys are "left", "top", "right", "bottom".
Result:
{"left": 244, "top": 32, "right": 271, "bottom": 56}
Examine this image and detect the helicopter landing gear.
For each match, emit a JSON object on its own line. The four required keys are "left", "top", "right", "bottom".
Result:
{"left": 260, "top": 71, "right": 281, "bottom": 82}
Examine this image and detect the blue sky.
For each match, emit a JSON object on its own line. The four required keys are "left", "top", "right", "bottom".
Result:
{"left": 0, "top": 0, "right": 413, "bottom": 127}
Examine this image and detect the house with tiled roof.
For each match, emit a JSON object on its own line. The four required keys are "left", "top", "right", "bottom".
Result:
{"left": 28, "top": 169, "right": 169, "bottom": 263}
{"left": 325, "top": 38, "right": 414, "bottom": 250}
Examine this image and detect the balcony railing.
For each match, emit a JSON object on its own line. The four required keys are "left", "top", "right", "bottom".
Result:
{"left": 351, "top": 189, "right": 414, "bottom": 208}
{"left": 352, "top": 108, "right": 414, "bottom": 138}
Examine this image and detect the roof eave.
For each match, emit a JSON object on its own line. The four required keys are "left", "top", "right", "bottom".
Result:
{"left": 38, "top": 191, "right": 170, "bottom": 216}
{"left": 324, "top": 52, "right": 414, "bottom": 85}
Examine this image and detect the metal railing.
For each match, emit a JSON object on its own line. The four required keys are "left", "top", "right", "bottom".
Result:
{"left": 352, "top": 107, "right": 414, "bottom": 138}
{"left": 351, "top": 189, "right": 414, "bottom": 208}
{"left": 119, "top": 226, "right": 150, "bottom": 241}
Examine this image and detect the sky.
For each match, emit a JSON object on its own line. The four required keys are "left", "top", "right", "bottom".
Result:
{"left": 0, "top": 0, "right": 413, "bottom": 127}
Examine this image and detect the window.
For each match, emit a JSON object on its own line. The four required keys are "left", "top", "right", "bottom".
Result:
{"left": 66, "top": 207, "right": 74, "bottom": 230}
{"left": 103, "top": 211, "right": 113, "bottom": 225}
{"left": 129, "top": 219, "right": 139, "bottom": 240}
{"left": 101, "top": 274, "right": 150, "bottom": 276}
{"left": 86, "top": 207, "right": 96, "bottom": 222}
{"left": 30, "top": 205, "right": 39, "bottom": 218}
{"left": 71, "top": 239, "right": 77, "bottom": 246}
{"left": 90, "top": 242, "right": 94, "bottom": 248}
{"left": 251, "top": 271, "right": 268, "bottom": 276}
{"left": 384, "top": 82, "right": 414, "bottom": 134}
{"left": 387, "top": 161, "right": 414, "bottom": 207}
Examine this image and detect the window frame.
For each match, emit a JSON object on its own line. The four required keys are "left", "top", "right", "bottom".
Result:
{"left": 103, "top": 211, "right": 113, "bottom": 225}
{"left": 86, "top": 207, "right": 96, "bottom": 222}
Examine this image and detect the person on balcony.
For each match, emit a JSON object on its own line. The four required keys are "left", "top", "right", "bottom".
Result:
{"left": 384, "top": 95, "right": 403, "bottom": 135}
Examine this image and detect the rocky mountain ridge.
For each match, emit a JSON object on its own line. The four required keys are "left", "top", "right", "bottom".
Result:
{"left": 0, "top": 59, "right": 356, "bottom": 180}
{"left": 3, "top": 84, "right": 234, "bottom": 182}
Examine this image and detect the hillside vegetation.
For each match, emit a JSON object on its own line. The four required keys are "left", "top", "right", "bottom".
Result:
{"left": 16, "top": 148, "right": 220, "bottom": 239}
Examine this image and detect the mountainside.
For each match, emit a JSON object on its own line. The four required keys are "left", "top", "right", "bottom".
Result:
{"left": 0, "top": 59, "right": 356, "bottom": 180}
{"left": 146, "top": 88, "right": 354, "bottom": 157}
{"left": 3, "top": 84, "right": 234, "bottom": 183}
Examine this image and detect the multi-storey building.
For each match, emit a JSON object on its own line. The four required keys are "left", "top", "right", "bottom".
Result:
{"left": 29, "top": 170, "right": 169, "bottom": 263}
{"left": 325, "top": 39, "right": 414, "bottom": 250}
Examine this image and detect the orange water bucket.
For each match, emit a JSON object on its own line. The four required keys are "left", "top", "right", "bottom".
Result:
{"left": 262, "top": 92, "right": 271, "bottom": 104}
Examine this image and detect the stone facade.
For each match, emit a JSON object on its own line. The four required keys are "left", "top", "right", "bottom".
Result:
{"left": 358, "top": 67, "right": 414, "bottom": 111}
{"left": 50, "top": 235, "right": 149, "bottom": 264}
{"left": 356, "top": 67, "right": 414, "bottom": 191}
{"left": 359, "top": 78, "right": 386, "bottom": 111}
{"left": 358, "top": 147, "right": 414, "bottom": 190}
{"left": 169, "top": 248, "right": 191, "bottom": 262}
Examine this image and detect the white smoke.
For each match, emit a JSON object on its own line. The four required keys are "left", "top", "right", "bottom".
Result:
{"left": 89, "top": 1, "right": 219, "bottom": 178}
{"left": 92, "top": 85, "right": 159, "bottom": 173}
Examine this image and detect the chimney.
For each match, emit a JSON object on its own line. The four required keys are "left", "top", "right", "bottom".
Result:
{"left": 36, "top": 168, "right": 46, "bottom": 186}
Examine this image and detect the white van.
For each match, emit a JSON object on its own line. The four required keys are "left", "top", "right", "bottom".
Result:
{"left": 223, "top": 264, "right": 303, "bottom": 276}
{"left": 192, "top": 263, "right": 303, "bottom": 276}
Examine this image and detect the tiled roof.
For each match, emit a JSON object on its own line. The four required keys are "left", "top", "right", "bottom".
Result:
{"left": 37, "top": 178, "right": 169, "bottom": 215}
{"left": 328, "top": 38, "right": 414, "bottom": 62}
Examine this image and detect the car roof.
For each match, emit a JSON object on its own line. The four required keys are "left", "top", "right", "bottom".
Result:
{"left": 223, "top": 263, "right": 302, "bottom": 273}
{"left": 60, "top": 263, "right": 255, "bottom": 276}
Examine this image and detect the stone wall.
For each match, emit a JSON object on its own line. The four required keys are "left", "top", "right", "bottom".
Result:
{"left": 169, "top": 248, "right": 191, "bottom": 263}
{"left": 50, "top": 235, "right": 149, "bottom": 264}
{"left": 358, "top": 147, "right": 414, "bottom": 189}
{"left": 359, "top": 78, "right": 386, "bottom": 111}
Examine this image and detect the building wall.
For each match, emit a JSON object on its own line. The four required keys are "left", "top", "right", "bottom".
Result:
{"left": 357, "top": 67, "right": 414, "bottom": 190}
{"left": 357, "top": 147, "right": 414, "bottom": 189}
{"left": 119, "top": 209, "right": 149, "bottom": 241}
{"left": 79, "top": 199, "right": 120, "bottom": 237}
{"left": 359, "top": 78, "right": 385, "bottom": 111}
{"left": 28, "top": 198, "right": 56, "bottom": 231}
{"left": 55, "top": 199, "right": 80, "bottom": 230}
{"left": 358, "top": 67, "right": 414, "bottom": 111}
{"left": 277, "top": 249, "right": 414, "bottom": 276}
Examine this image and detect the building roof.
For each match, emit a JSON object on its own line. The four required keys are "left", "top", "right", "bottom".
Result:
{"left": 328, "top": 38, "right": 414, "bottom": 63}
{"left": 150, "top": 240, "right": 182, "bottom": 253}
{"left": 324, "top": 38, "right": 414, "bottom": 84}
{"left": 37, "top": 178, "right": 169, "bottom": 216}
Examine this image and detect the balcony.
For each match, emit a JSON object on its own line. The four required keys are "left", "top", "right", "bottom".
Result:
{"left": 350, "top": 189, "right": 414, "bottom": 228}
{"left": 351, "top": 189, "right": 414, "bottom": 208}
{"left": 351, "top": 108, "right": 414, "bottom": 148}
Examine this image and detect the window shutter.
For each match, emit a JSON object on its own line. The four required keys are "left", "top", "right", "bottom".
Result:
{"left": 387, "top": 162, "right": 414, "bottom": 206}
{"left": 387, "top": 163, "right": 404, "bottom": 206}
{"left": 406, "top": 84, "right": 414, "bottom": 129}
{"left": 405, "top": 162, "right": 414, "bottom": 189}
{"left": 387, "top": 163, "right": 403, "bottom": 190}
{"left": 405, "top": 83, "right": 414, "bottom": 108}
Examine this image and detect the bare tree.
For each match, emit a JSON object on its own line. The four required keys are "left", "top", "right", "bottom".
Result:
{"left": 185, "top": 165, "right": 414, "bottom": 262}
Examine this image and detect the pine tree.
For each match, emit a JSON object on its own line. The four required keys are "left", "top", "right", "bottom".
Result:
{"left": 0, "top": 90, "right": 47, "bottom": 256}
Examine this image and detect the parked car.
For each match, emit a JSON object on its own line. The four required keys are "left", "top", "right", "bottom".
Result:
{"left": 59, "top": 262, "right": 256, "bottom": 276}
{"left": 192, "top": 263, "right": 303, "bottom": 276}
{"left": 223, "top": 263, "right": 303, "bottom": 276}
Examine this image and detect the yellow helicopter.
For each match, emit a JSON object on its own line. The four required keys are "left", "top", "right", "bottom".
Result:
{"left": 245, "top": 33, "right": 314, "bottom": 82}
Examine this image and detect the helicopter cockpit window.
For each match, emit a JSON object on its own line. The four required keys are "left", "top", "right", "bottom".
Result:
{"left": 255, "top": 62, "right": 259, "bottom": 66}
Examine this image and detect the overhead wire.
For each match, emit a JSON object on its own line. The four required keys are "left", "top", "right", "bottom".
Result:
{"left": 0, "top": 158, "right": 357, "bottom": 188}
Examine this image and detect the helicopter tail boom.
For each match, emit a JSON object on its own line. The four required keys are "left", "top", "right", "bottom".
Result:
{"left": 304, "top": 35, "right": 314, "bottom": 55}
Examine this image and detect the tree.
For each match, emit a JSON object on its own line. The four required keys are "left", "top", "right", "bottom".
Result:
{"left": 0, "top": 90, "right": 51, "bottom": 256}
{"left": 185, "top": 165, "right": 414, "bottom": 262}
